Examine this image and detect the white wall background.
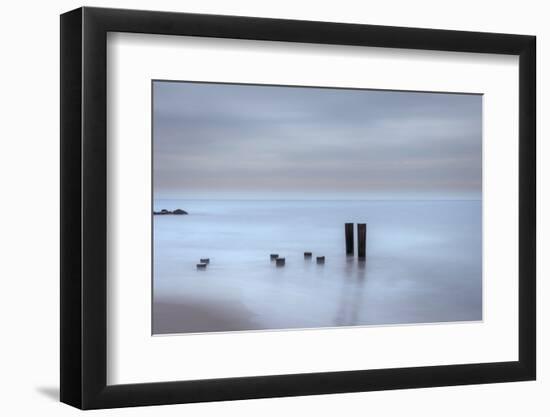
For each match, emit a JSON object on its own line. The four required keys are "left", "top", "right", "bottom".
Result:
{"left": 0, "top": 0, "right": 545, "bottom": 415}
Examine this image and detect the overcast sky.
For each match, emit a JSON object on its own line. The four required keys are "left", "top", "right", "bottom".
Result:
{"left": 153, "top": 81, "right": 481, "bottom": 200}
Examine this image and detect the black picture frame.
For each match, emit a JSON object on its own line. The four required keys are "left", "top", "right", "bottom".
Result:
{"left": 60, "top": 6, "right": 536, "bottom": 410}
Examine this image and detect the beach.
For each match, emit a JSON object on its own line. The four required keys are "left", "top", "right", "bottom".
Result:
{"left": 152, "top": 199, "right": 482, "bottom": 334}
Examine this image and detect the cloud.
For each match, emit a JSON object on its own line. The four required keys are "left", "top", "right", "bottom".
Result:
{"left": 153, "top": 81, "right": 482, "bottom": 199}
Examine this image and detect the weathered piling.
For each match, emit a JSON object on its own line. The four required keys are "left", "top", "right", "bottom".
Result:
{"left": 200, "top": 258, "right": 210, "bottom": 264}
{"left": 270, "top": 254, "right": 279, "bottom": 260}
{"left": 276, "top": 257, "right": 286, "bottom": 267}
{"left": 304, "top": 252, "right": 312, "bottom": 259}
{"left": 345, "top": 223, "right": 354, "bottom": 256}
{"left": 357, "top": 223, "right": 367, "bottom": 260}
{"left": 316, "top": 256, "right": 325, "bottom": 264}
{"left": 196, "top": 263, "right": 207, "bottom": 269}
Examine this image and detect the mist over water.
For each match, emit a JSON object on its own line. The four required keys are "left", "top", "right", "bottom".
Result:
{"left": 152, "top": 199, "right": 482, "bottom": 334}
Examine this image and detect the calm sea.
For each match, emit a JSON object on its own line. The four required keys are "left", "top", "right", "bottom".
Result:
{"left": 153, "top": 199, "right": 482, "bottom": 334}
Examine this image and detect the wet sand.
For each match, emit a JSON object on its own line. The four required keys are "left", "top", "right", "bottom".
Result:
{"left": 153, "top": 299, "right": 260, "bottom": 334}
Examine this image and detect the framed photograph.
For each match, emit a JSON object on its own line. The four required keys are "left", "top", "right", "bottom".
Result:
{"left": 60, "top": 6, "right": 536, "bottom": 409}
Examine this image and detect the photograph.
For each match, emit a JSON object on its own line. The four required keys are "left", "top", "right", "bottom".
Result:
{"left": 152, "top": 80, "right": 483, "bottom": 335}
{"left": 55, "top": 4, "right": 537, "bottom": 411}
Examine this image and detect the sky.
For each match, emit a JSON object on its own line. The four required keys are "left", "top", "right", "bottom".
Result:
{"left": 153, "top": 81, "right": 482, "bottom": 200}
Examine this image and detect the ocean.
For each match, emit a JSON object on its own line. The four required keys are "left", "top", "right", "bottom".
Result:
{"left": 152, "top": 199, "right": 482, "bottom": 334}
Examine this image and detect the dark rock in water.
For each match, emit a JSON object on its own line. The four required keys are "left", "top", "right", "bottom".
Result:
{"left": 200, "top": 258, "right": 210, "bottom": 264}
{"left": 197, "top": 263, "right": 207, "bottom": 269}
{"left": 270, "top": 254, "right": 279, "bottom": 260}
{"left": 316, "top": 256, "right": 325, "bottom": 264}
{"left": 304, "top": 252, "right": 312, "bottom": 258}
{"left": 153, "top": 208, "right": 188, "bottom": 215}
{"left": 275, "top": 258, "right": 285, "bottom": 267}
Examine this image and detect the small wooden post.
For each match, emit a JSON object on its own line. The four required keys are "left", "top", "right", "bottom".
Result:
{"left": 200, "top": 258, "right": 210, "bottom": 264}
{"left": 276, "top": 258, "right": 285, "bottom": 267}
{"left": 304, "top": 252, "right": 312, "bottom": 259}
{"left": 316, "top": 256, "right": 325, "bottom": 264}
{"left": 357, "top": 223, "right": 366, "bottom": 260}
{"left": 270, "top": 254, "right": 279, "bottom": 260}
{"left": 345, "top": 223, "right": 354, "bottom": 256}
{"left": 196, "top": 263, "right": 207, "bottom": 269}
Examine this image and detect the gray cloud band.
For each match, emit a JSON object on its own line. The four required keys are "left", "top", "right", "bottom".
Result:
{"left": 153, "top": 81, "right": 482, "bottom": 199}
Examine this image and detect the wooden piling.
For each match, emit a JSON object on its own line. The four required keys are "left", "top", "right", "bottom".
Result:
{"left": 345, "top": 223, "right": 354, "bottom": 256}
{"left": 357, "top": 223, "right": 366, "bottom": 260}
{"left": 304, "top": 252, "right": 312, "bottom": 259}
{"left": 196, "top": 263, "right": 207, "bottom": 269}
{"left": 270, "top": 254, "right": 279, "bottom": 260}
{"left": 200, "top": 258, "right": 210, "bottom": 264}
{"left": 276, "top": 258, "right": 285, "bottom": 267}
{"left": 316, "top": 256, "right": 325, "bottom": 264}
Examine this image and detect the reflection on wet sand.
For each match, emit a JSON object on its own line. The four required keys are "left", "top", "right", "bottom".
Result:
{"left": 335, "top": 258, "right": 367, "bottom": 326}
